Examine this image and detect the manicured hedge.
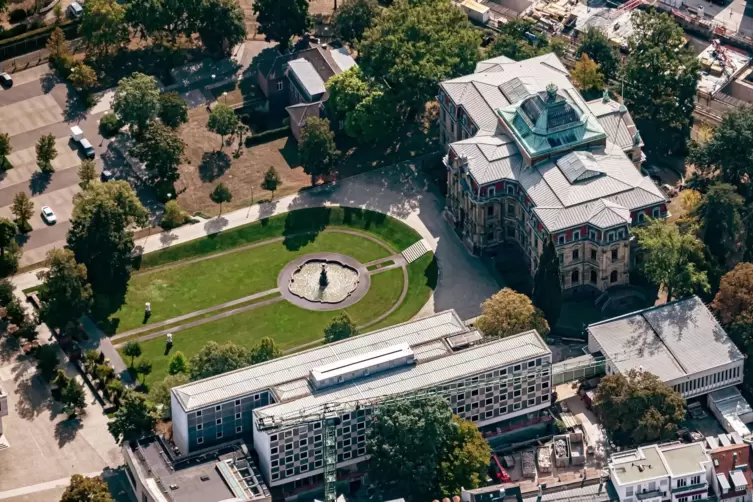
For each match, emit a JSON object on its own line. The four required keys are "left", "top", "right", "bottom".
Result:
{"left": 244, "top": 126, "right": 291, "bottom": 147}
{"left": 0, "top": 19, "right": 78, "bottom": 46}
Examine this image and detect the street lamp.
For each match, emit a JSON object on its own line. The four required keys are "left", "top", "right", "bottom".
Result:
{"left": 223, "top": 91, "right": 228, "bottom": 104}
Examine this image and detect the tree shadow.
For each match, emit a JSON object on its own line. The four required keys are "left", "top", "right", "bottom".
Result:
{"left": 30, "top": 171, "right": 52, "bottom": 195}
{"left": 14, "top": 372, "right": 54, "bottom": 421}
{"left": 282, "top": 207, "right": 331, "bottom": 251}
{"left": 15, "top": 231, "right": 30, "bottom": 246}
{"left": 258, "top": 199, "right": 278, "bottom": 220}
{"left": 40, "top": 72, "right": 60, "bottom": 94}
{"left": 63, "top": 85, "right": 88, "bottom": 123}
{"left": 54, "top": 416, "right": 83, "bottom": 447}
{"left": 0, "top": 334, "right": 20, "bottom": 363}
{"left": 204, "top": 216, "right": 229, "bottom": 234}
{"left": 159, "top": 231, "right": 179, "bottom": 247}
{"left": 199, "top": 151, "right": 232, "bottom": 182}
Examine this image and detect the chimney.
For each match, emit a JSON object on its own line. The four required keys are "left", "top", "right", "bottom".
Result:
{"left": 734, "top": 452, "right": 739, "bottom": 466}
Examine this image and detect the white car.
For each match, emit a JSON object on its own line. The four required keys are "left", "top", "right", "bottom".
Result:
{"left": 41, "top": 206, "right": 56, "bottom": 224}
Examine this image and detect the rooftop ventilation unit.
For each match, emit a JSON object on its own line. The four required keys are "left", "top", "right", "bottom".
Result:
{"left": 309, "top": 344, "right": 414, "bottom": 390}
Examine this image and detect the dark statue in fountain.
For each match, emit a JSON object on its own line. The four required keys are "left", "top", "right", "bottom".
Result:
{"left": 319, "top": 264, "right": 329, "bottom": 288}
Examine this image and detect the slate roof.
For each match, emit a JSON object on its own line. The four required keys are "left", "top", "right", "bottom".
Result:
{"left": 441, "top": 52, "right": 664, "bottom": 232}
{"left": 588, "top": 296, "right": 744, "bottom": 384}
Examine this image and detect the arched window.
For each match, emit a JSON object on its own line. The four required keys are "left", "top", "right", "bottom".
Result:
{"left": 610, "top": 270, "right": 618, "bottom": 283}
{"left": 571, "top": 270, "right": 580, "bottom": 284}
{"left": 590, "top": 270, "right": 597, "bottom": 284}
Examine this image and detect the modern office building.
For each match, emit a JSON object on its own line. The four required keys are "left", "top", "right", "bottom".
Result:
{"left": 438, "top": 52, "right": 668, "bottom": 293}
{"left": 587, "top": 296, "right": 745, "bottom": 399}
{"left": 171, "top": 311, "right": 553, "bottom": 491}
{"left": 608, "top": 442, "right": 713, "bottom": 502}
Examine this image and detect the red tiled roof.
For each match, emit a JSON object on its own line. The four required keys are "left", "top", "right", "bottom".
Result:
{"left": 711, "top": 443, "right": 753, "bottom": 496}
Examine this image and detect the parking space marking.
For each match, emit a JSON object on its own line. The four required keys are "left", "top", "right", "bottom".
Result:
{"left": 1, "top": 138, "right": 82, "bottom": 187}
{"left": 0, "top": 94, "right": 63, "bottom": 137}
{"left": 0, "top": 184, "right": 80, "bottom": 231}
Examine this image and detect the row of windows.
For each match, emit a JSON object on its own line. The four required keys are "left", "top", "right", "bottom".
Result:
{"left": 560, "top": 247, "right": 620, "bottom": 264}
{"left": 195, "top": 425, "right": 244, "bottom": 445}
{"left": 270, "top": 446, "right": 368, "bottom": 482}
{"left": 557, "top": 228, "right": 627, "bottom": 246}
{"left": 454, "top": 394, "right": 550, "bottom": 420}
{"left": 677, "top": 495, "right": 703, "bottom": 502}
{"left": 193, "top": 394, "right": 263, "bottom": 418}
{"left": 673, "top": 366, "right": 741, "bottom": 395}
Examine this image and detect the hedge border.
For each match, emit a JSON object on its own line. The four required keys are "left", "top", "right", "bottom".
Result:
{"left": 0, "top": 19, "right": 79, "bottom": 48}
{"left": 244, "top": 126, "right": 291, "bottom": 147}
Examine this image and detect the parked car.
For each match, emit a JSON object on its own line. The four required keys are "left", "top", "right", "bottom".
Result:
{"left": 70, "top": 126, "right": 96, "bottom": 159}
{"left": 0, "top": 72, "right": 12, "bottom": 88}
{"left": 67, "top": 2, "right": 83, "bottom": 18}
{"left": 41, "top": 206, "right": 56, "bottom": 224}
{"left": 100, "top": 169, "right": 113, "bottom": 182}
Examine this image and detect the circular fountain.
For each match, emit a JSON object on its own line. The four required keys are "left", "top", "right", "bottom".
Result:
{"left": 278, "top": 253, "right": 371, "bottom": 311}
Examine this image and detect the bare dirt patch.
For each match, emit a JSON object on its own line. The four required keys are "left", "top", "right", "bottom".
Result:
{"left": 175, "top": 108, "right": 309, "bottom": 215}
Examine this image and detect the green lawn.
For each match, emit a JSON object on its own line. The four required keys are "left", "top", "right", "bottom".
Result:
{"left": 137, "top": 207, "right": 421, "bottom": 270}
{"left": 110, "top": 232, "right": 390, "bottom": 333}
{"left": 124, "top": 267, "right": 407, "bottom": 386}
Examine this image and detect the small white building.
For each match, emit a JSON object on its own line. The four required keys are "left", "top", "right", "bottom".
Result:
{"left": 588, "top": 296, "right": 745, "bottom": 399}
{"left": 608, "top": 442, "right": 713, "bottom": 502}
{"left": 707, "top": 387, "right": 753, "bottom": 437}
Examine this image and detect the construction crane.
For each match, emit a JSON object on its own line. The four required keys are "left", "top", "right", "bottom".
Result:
{"left": 255, "top": 357, "right": 607, "bottom": 502}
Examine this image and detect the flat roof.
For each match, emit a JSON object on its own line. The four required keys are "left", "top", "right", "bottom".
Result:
{"left": 132, "top": 439, "right": 269, "bottom": 502}
{"left": 697, "top": 42, "right": 751, "bottom": 97}
{"left": 610, "top": 445, "right": 668, "bottom": 485}
{"left": 174, "top": 311, "right": 469, "bottom": 411}
{"left": 588, "top": 296, "right": 743, "bottom": 383}
{"left": 255, "top": 328, "right": 550, "bottom": 420}
{"left": 661, "top": 442, "right": 709, "bottom": 476}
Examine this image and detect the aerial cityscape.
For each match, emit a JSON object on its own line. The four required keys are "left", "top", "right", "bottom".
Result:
{"left": 1, "top": 0, "right": 753, "bottom": 500}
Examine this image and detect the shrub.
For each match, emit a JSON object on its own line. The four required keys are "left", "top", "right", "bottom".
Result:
{"left": 160, "top": 200, "right": 189, "bottom": 230}
{"left": 9, "top": 9, "right": 28, "bottom": 23}
{"left": 244, "top": 126, "right": 290, "bottom": 147}
{"left": 29, "top": 18, "right": 44, "bottom": 30}
{"left": 35, "top": 344, "right": 60, "bottom": 381}
{"left": 99, "top": 112, "right": 122, "bottom": 137}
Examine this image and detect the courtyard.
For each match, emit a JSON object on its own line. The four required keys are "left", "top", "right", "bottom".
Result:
{"left": 110, "top": 207, "right": 437, "bottom": 390}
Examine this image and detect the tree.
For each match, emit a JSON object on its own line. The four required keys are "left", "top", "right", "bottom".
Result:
{"left": 712, "top": 263, "right": 753, "bottom": 326}
{"left": 367, "top": 395, "right": 489, "bottom": 501}
{"left": 679, "top": 189, "right": 702, "bottom": 214}
{"left": 0, "top": 219, "right": 17, "bottom": 257}
{"left": 113, "top": 72, "right": 161, "bottom": 137}
{"left": 576, "top": 27, "right": 620, "bottom": 82}
{"left": 36, "top": 249, "right": 93, "bottom": 330}
{"left": 68, "top": 62, "right": 98, "bottom": 92}
{"left": 571, "top": 54, "right": 604, "bottom": 92}
{"left": 207, "top": 103, "right": 239, "bottom": 150}
{"left": 359, "top": 0, "right": 480, "bottom": 112}
{"left": 0, "top": 278, "right": 15, "bottom": 305}
{"left": 107, "top": 391, "right": 157, "bottom": 444}
{"left": 197, "top": 0, "right": 247, "bottom": 56}
{"left": 11, "top": 192, "right": 33, "bottom": 233}
{"left": 123, "top": 341, "right": 142, "bottom": 368}
{"left": 46, "top": 27, "right": 73, "bottom": 71}
{"left": 476, "top": 288, "right": 550, "bottom": 339}
{"left": 135, "top": 358, "right": 153, "bottom": 384}
{"left": 253, "top": 0, "right": 309, "bottom": 52}
{"left": 689, "top": 108, "right": 753, "bottom": 199}
{"left": 79, "top": 0, "right": 129, "bottom": 59}
{"left": 324, "top": 313, "right": 358, "bottom": 343}
{"left": 160, "top": 200, "right": 188, "bottom": 229}
{"left": 209, "top": 183, "right": 232, "bottom": 215}
{"left": 487, "top": 18, "right": 549, "bottom": 61}
{"left": 0, "top": 132, "right": 10, "bottom": 170}
{"left": 168, "top": 351, "right": 189, "bottom": 375}
{"left": 594, "top": 369, "right": 686, "bottom": 446}
{"left": 622, "top": 10, "right": 700, "bottom": 156}
{"left": 261, "top": 166, "right": 281, "bottom": 199}
{"left": 326, "top": 67, "right": 371, "bottom": 121}
{"left": 67, "top": 181, "right": 149, "bottom": 298}
{"left": 151, "top": 373, "right": 189, "bottom": 417}
{"left": 78, "top": 160, "right": 97, "bottom": 188}
{"left": 633, "top": 219, "right": 709, "bottom": 301}
{"left": 333, "top": 0, "right": 379, "bottom": 44}
{"left": 189, "top": 341, "right": 252, "bottom": 380}
{"left": 60, "top": 378, "right": 87, "bottom": 416}
{"left": 532, "top": 239, "right": 562, "bottom": 328}
{"left": 60, "top": 474, "right": 114, "bottom": 502}
{"left": 36, "top": 134, "right": 57, "bottom": 173}
{"left": 250, "top": 337, "right": 282, "bottom": 364}
{"left": 125, "top": 0, "right": 202, "bottom": 41}
{"left": 35, "top": 344, "right": 60, "bottom": 381}
{"left": 158, "top": 91, "right": 188, "bottom": 128}
{"left": 130, "top": 122, "right": 185, "bottom": 185}
{"left": 694, "top": 183, "right": 744, "bottom": 266}
{"left": 299, "top": 117, "right": 340, "bottom": 184}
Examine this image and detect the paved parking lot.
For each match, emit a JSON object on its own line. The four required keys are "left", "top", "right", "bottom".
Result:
{"left": 0, "top": 66, "right": 115, "bottom": 267}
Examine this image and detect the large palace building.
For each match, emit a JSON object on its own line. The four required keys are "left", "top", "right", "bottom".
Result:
{"left": 438, "top": 53, "right": 668, "bottom": 293}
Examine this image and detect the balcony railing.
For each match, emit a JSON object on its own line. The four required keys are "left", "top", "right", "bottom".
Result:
{"left": 671, "top": 482, "right": 708, "bottom": 494}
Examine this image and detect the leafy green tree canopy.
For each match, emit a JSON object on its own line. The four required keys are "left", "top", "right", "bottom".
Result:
{"left": 131, "top": 122, "right": 185, "bottom": 185}
{"left": 333, "top": 0, "right": 380, "bottom": 44}
{"left": 487, "top": 18, "right": 549, "bottom": 61}
{"left": 576, "top": 26, "right": 620, "bottom": 81}
{"left": 207, "top": 103, "right": 239, "bottom": 150}
{"left": 79, "top": 0, "right": 129, "bottom": 59}
{"left": 253, "top": 0, "right": 309, "bottom": 52}
{"left": 197, "top": 0, "right": 247, "bottom": 56}
{"left": 113, "top": 72, "right": 161, "bottom": 136}
{"left": 324, "top": 313, "right": 358, "bottom": 343}
{"left": 37, "top": 248, "right": 93, "bottom": 330}
{"left": 358, "top": 0, "right": 480, "bottom": 112}
{"left": 60, "top": 474, "right": 114, "bottom": 502}
{"left": 693, "top": 183, "right": 744, "bottom": 266}
{"left": 622, "top": 10, "right": 700, "bottom": 156}
{"left": 107, "top": 391, "right": 158, "bottom": 444}
{"left": 594, "top": 369, "right": 686, "bottom": 446}
{"left": 168, "top": 351, "right": 189, "bottom": 375}
{"left": 476, "top": 287, "right": 550, "bottom": 339}
{"left": 189, "top": 341, "right": 252, "bottom": 380}
{"left": 159, "top": 91, "right": 189, "bottom": 128}
{"left": 299, "top": 117, "right": 340, "bottom": 183}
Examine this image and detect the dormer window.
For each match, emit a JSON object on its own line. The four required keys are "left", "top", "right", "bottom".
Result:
{"left": 506, "top": 185, "right": 515, "bottom": 195}
{"left": 488, "top": 187, "right": 495, "bottom": 197}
